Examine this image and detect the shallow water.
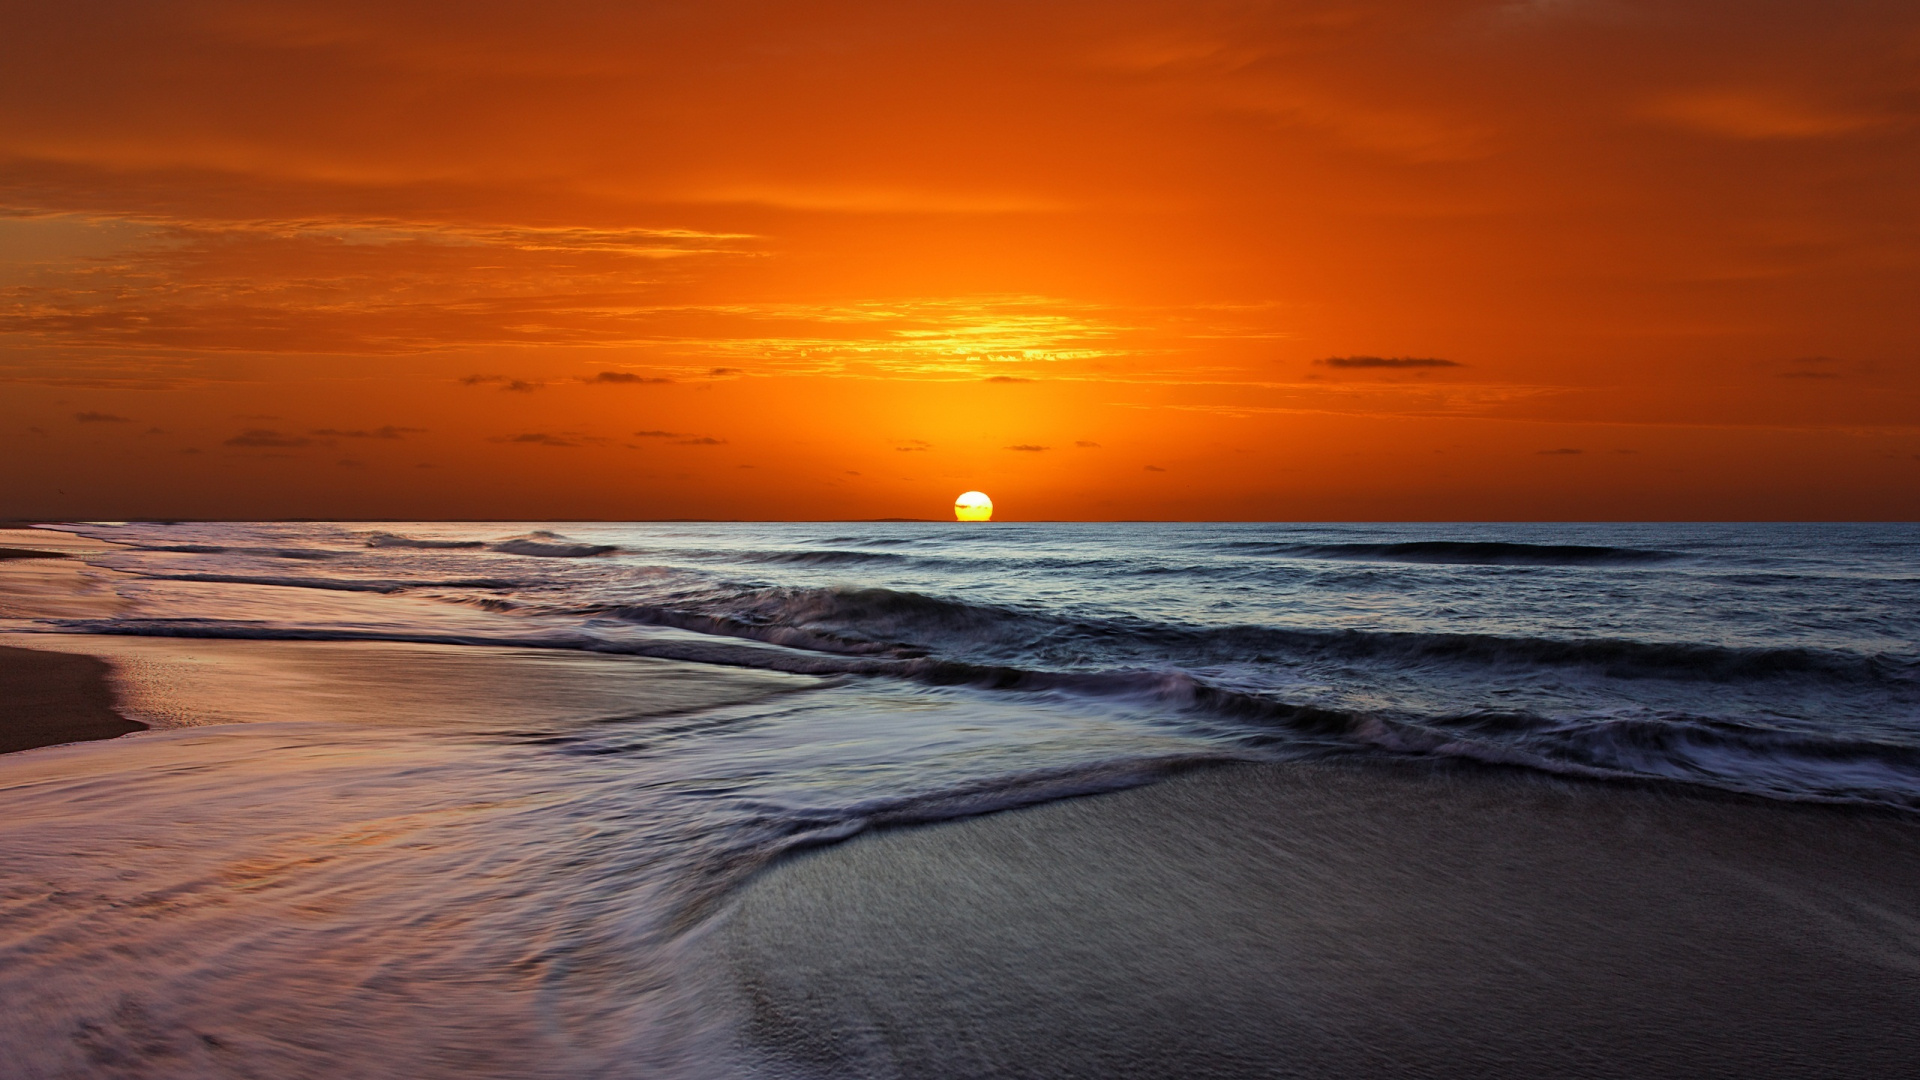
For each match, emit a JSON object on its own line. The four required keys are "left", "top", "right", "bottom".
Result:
{"left": 2, "top": 521, "right": 1918, "bottom": 1077}
{"left": 31, "top": 520, "right": 1920, "bottom": 807}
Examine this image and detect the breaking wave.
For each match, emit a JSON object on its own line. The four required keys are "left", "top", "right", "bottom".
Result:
{"left": 490, "top": 532, "right": 620, "bottom": 558}
{"left": 32, "top": 519, "right": 1920, "bottom": 814}
{"left": 583, "top": 584, "right": 1916, "bottom": 689}
{"left": 1228, "top": 540, "right": 1683, "bottom": 566}
{"left": 366, "top": 532, "right": 487, "bottom": 549}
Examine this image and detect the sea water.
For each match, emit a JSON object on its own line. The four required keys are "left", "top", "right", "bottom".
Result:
{"left": 2, "top": 521, "right": 1917, "bottom": 1077}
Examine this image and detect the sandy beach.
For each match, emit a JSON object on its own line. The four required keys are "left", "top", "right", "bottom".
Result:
{"left": 0, "top": 644, "right": 145, "bottom": 754}
{"left": 0, "top": 529, "right": 147, "bottom": 753}
{"left": 710, "top": 760, "right": 1920, "bottom": 1079}
{"left": 3, "top": 523, "right": 1918, "bottom": 1079}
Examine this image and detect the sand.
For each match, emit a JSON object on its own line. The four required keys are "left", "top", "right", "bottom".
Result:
{"left": 6, "top": 527, "right": 1917, "bottom": 1076}
{"left": 0, "top": 644, "right": 146, "bottom": 753}
{"left": 711, "top": 760, "right": 1920, "bottom": 1080}
{"left": 0, "top": 528, "right": 148, "bottom": 752}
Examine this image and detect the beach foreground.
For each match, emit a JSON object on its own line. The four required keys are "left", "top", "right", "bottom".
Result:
{"left": 0, "top": 645, "right": 145, "bottom": 753}
{"left": 4, "top": 522, "right": 1919, "bottom": 1079}
{"left": 709, "top": 761, "right": 1920, "bottom": 1080}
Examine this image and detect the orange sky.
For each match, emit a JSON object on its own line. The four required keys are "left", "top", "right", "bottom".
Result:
{"left": 3, "top": 0, "right": 1917, "bottom": 520}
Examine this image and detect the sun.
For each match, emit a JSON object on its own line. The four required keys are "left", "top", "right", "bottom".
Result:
{"left": 953, "top": 491, "right": 993, "bottom": 521}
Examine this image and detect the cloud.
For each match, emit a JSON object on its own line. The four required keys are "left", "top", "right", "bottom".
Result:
{"left": 489, "top": 432, "right": 607, "bottom": 447}
{"left": 74, "top": 411, "right": 133, "bottom": 423}
{"left": 1144, "top": 464, "right": 1166, "bottom": 472}
{"left": 1648, "top": 91, "right": 1889, "bottom": 140}
{"left": 1320, "top": 356, "right": 1459, "bottom": 369}
{"left": 709, "top": 367, "right": 743, "bottom": 376}
{"left": 632, "top": 430, "right": 683, "bottom": 437}
{"left": 1780, "top": 357, "right": 1844, "bottom": 380}
{"left": 1075, "top": 440, "right": 1100, "bottom": 447}
{"left": 1537, "top": 448, "right": 1583, "bottom": 455}
{"left": 224, "top": 429, "right": 314, "bottom": 447}
{"left": 586, "top": 371, "right": 672, "bottom": 384}
{"left": 1006, "top": 444, "right": 1048, "bottom": 452}
{"left": 676, "top": 436, "right": 726, "bottom": 445}
{"left": 462, "top": 375, "right": 544, "bottom": 392}
{"left": 311, "top": 426, "right": 426, "bottom": 439}
{"left": 985, "top": 375, "right": 1033, "bottom": 383}
{"left": 895, "top": 439, "right": 932, "bottom": 452}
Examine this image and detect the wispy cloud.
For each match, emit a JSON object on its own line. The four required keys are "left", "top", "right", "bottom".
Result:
{"left": 462, "top": 375, "right": 543, "bottom": 392}
{"left": 488, "top": 432, "right": 608, "bottom": 448}
{"left": 1320, "top": 356, "right": 1459, "bottom": 369}
{"left": 1647, "top": 91, "right": 1891, "bottom": 140}
{"left": 1006, "top": 443, "right": 1049, "bottom": 452}
{"left": 311, "top": 426, "right": 425, "bottom": 439}
{"left": 585, "top": 371, "right": 672, "bottom": 385}
{"left": 1778, "top": 357, "right": 1845, "bottom": 380}
{"left": 73, "top": 411, "right": 133, "bottom": 423}
{"left": 224, "top": 428, "right": 313, "bottom": 448}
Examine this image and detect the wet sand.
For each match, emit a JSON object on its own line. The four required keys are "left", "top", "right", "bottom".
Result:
{"left": 0, "top": 644, "right": 146, "bottom": 753}
{"left": 0, "top": 633, "right": 827, "bottom": 1079}
{"left": 712, "top": 760, "right": 1920, "bottom": 1079}
{"left": 0, "top": 529, "right": 148, "bottom": 753}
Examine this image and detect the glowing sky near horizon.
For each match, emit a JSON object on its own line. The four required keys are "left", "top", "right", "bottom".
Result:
{"left": 2, "top": 1, "right": 1917, "bottom": 520}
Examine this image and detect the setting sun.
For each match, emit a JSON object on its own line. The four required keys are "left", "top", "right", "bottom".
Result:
{"left": 954, "top": 491, "right": 994, "bottom": 522}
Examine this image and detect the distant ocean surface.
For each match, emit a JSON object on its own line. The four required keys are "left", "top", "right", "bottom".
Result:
{"left": 39, "top": 520, "right": 1920, "bottom": 811}
{"left": 5, "top": 521, "right": 1920, "bottom": 1077}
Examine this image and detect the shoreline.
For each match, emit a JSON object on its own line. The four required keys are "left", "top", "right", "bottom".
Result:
{"left": 0, "top": 644, "right": 147, "bottom": 754}
{"left": 708, "top": 757, "right": 1920, "bottom": 1079}
{"left": 0, "top": 527, "right": 149, "bottom": 753}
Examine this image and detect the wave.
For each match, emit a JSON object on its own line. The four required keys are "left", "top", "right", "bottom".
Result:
{"left": 29, "top": 614, "right": 1920, "bottom": 813}
{"left": 129, "top": 544, "right": 338, "bottom": 560}
{"left": 123, "top": 573, "right": 521, "bottom": 594}
{"left": 652, "top": 753, "right": 1244, "bottom": 929}
{"left": 1203, "top": 625, "right": 1917, "bottom": 686}
{"left": 1226, "top": 541, "right": 1682, "bottom": 566}
{"left": 1375, "top": 711, "right": 1920, "bottom": 811}
{"left": 367, "top": 532, "right": 487, "bottom": 550}
{"left": 580, "top": 583, "right": 1915, "bottom": 689}
{"left": 590, "top": 586, "right": 1018, "bottom": 659}
{"left": 1114, "top": 684, "right": 1920, "bottom": 812}
{"left": 731, "top": 549, "right": 910, "bottom": 566}
{"left": 491, "top": 532, "right": 620, "bottom": 558}
{"left": 95, "top": 555, "right": 1918, "bottom": 691}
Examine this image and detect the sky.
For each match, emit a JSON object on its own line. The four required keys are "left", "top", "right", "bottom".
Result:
{"left": 3, "top": 0, "right": 1917, "bottom": 520}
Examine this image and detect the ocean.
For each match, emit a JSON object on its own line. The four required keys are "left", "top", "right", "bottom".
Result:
{"left": 3, "top": 520, "right": 1918, "bottom": 1077}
